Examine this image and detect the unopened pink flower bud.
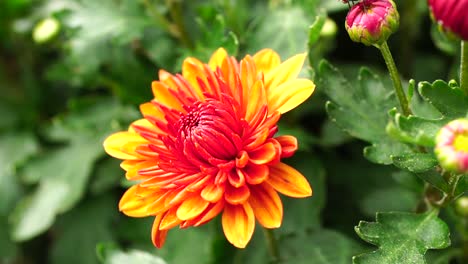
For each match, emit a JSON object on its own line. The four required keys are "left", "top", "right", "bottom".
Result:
{"left": 435, "top": 119, "right": 468, "bottom": 173}
{"left": 428, "top": 0, "right": 468, "bottom": 41}
{"left": 345, "top": 0, "right": 399, "bottom": 46}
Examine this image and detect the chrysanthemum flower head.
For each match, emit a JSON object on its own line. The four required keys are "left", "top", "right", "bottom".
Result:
{"left": 435, "top": 119, "right": 468, "bottom": 173}
{"left": 103, "top": 48, "right": 315, "bottom": 248}
{"left": 345, "top": 0, "right": 399, "bottom": 46}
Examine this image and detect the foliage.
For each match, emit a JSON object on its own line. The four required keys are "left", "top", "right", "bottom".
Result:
{"left": 1, "top": 0, "right": 467, "bottom": 263}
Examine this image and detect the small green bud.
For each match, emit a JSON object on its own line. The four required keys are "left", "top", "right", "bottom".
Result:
{"left": 454, "top": 196, "right": 468, "bottom": 217}
{"left": 33, "top": 17, "right": 60, "bottom": 44}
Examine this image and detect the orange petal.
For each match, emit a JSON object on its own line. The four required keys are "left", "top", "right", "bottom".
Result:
{"left": 248, "top": 142, "right": 279, "bottom": 165}
{"left": 264, "top": 53, "right": 307, "bottom": 90}
{"left": 222, "top": 203, "right": 255, "bottom": 248}
{"left": 245, "top": 80, "right": 267, "bottom": 123}
{"left": 140, "top": 102, "right": 164, "bottom": 119}
{"left": 201, "top": 182, "right": 224, "bottom": 202}
{"left": 152, "top": 214, "right": 169, "bottom": 248}
{"left": 240, "top": 56, "right": 258, "bottom": 101}
{"left": 151, "top": 81, "right": 184, "bottom": 112}
{"left": 103, "top": 132, "right": 147, "bottom": 160}
{"left": 267, "top": 162, "right": 312, "bottom": 198}
{"left": 160, "top": 208, "right": 182, "bottom": 230}
{"left": 275, "top": 135, "right": 298, "bottom": 158}
{"left": 182, "top": 57, "right": 205, "bottom": 98}
{"left": 249, "top": 184, "right": 283, "bottom": 228}
{"left": 268, "top": 78, "right": 315, "bottom": 114}
{"left": 119, "top": 185, "right": 156, "bottom": 217}
{"left": 225, "top": 184, "right": 250, "bottom": 205}
{"left": 176, "top": 195, "right": 210, "bottom": 221}
{"left": 192, "top": 200, "right": 225, "bottom": 227}
{"left": 122, "top": 160, "right": 158, "bottom": 180}
{"left": 209, "top": 48, "right": 228, "bottom": 70}
{"left": 252, "top": 49, "right": 281, "bottom": 74}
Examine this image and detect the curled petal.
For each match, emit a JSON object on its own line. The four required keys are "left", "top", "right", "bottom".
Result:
{"left": 249, "top": 183, "right": 283, "bottom": 228}
{"left": 225, "top": 184, "right": 250, "bottom": 205}
{"left": 152, "top": 213, "right": 169, "bottom": 248}
{"left": 242, "top": 163, "right": 269, "bottom": 185}
{"left": 267, "top": 162, "right": 312, "bottom": 197}
{"left": 276, "top": 135, "right": 298, "bottom": 158}
{"left": 249, "top": 142, "right": 279, "bottom": 165}
{"left": 222, "top": 203, "right": 255, "bottom": 248}
{"left": 228, "top": 170, "right": 245, "bottom": 188}
{"left": 103, "top": 132, "right": 147, "bottom": 160}
{"left": 201, "top": 182, "right": 224, "bottom": 202}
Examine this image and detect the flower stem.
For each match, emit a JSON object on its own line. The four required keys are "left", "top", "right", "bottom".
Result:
{"left": 377, "top": 41, "right": 412, "bottom": 116}
{"left": 460, "top": 41, "right": 468, "bottom": 95}
{"left": 263, "top": 228, "right": 281, "bottom": 263}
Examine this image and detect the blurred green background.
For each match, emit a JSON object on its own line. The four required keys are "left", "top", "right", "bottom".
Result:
{"left": 0, "top": 0, "right": 463, "bottom": 263}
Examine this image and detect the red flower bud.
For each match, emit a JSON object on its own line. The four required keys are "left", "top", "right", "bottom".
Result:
{"left": 428, "top": 0, "right": 468, "bottom": 41}
{"left": 345, "top": 0, "right": 399, "bottom": 46}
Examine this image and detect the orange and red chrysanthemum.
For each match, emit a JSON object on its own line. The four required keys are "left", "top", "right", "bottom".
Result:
{"left": 103, "top": 48, "right": 315, "bottom": 248}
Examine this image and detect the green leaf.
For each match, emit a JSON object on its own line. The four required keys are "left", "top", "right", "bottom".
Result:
{"left": 308, "top": 14, "right": 326, "bottom": 47}
{"left": 63, "top": 0, "right": 149, "bottom": 75}
{"left": 11, "top": 99, "right": 132, "bottom": 241}
{"left": 155, "top": 225, "right": 215, "bottom": 264}
{"left": 247, "top": 7, "right": 311, "bottom": 58}
{"left": 363, "top": 141, "right": 412, "bottom": 165}
{"left": 389, "top": 80, "right": 468, "bottom": 150}
{"left": 319, "top": 61, "right": 411, "bottom": 164}
{"left": 97, "top": 245, "right": 166, "bottom": 264}
{"left": 418, "top": 80, "right": 468, "bottom": 120}
{"left": 279, "top": 153, "right": 325, "bottom": 235}
{"left": 415, "top": 169, "right": 449, "bottom": 193}
{"left": 0, "top": 216, "right": 17, "bottom": 262}
{"left": 0, "top": 132, "right": 38, "bottom": 215}
{"left": 392, "top": 153, "right": 439, "bottom": 173}
{"left": 389, "top": 109, "right": 446, "bottom": 147}
{"left": 51, "top": 194, "right": 118, "bottom": 264}
{"left": 354, "top": 210, "right": 451, "bottom": 264}
{"left": 89, "top": 158, "right": 123, "bottom": 195}
{"left": 360, "top": 188, "right": 419, "bottom": 217}
{"left": 281, "top": 229, "right": 365, "bottom": 264}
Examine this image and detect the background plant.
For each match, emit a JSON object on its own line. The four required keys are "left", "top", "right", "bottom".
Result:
{"left": 0, "top": 0, "right": 466, "bottom": 263}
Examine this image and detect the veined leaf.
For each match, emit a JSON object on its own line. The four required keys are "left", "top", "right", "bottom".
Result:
{"left": 354, "top": 210, "right": 450, "bottom": 264}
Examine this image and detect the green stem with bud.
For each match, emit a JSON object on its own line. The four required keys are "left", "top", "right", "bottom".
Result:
{"left": 263, "top": 228, "right": 281, "bottom": 263}
{"left": 461, "top": 41, "right": 468, "bottom": 95}
{"left": 377, "top": 41, "right": 412, "bottom": 116}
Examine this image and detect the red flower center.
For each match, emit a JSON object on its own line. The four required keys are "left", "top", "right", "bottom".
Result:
{"left": 174, "top": 98, "right": 243, "bottom": 164}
